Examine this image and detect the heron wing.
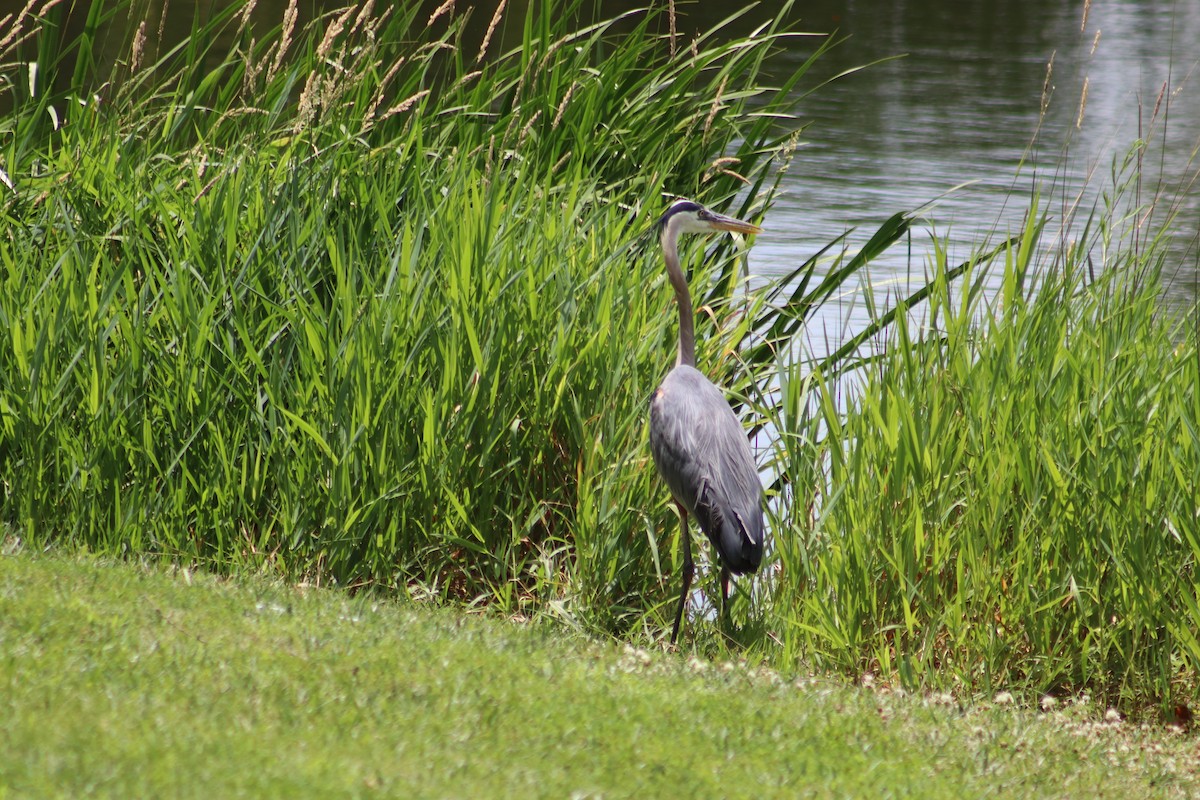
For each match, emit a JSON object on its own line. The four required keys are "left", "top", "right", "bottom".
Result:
{"left": 649, "top": 365, "right": 765, "bottom": 573}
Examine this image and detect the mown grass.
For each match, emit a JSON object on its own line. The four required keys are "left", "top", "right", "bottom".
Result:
{"left": 4, "top": 553, "right": 1200, "bottom": 798}
{"left": 3, "top": 0, "right": 1200, "bottom": 717}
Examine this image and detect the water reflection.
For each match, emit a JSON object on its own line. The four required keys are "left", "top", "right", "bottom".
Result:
{"left": 744, "top": 1, "right": 1198, "bottom": 309}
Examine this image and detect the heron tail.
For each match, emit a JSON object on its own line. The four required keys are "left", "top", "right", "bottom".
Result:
{"left": 693, "top": 485, "right": 763, "bottom": 575}
{"left": 718, "top": 508, "right": 763, "bottom": 574}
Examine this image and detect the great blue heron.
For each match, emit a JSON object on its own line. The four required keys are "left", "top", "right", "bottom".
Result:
{"left": 650, "top": 198, "right": 766, "bottom": 644}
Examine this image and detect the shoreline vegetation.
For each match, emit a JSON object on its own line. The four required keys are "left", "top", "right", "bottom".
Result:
{"left": 3, "top": 0, "right": 1199, "bottom": 735}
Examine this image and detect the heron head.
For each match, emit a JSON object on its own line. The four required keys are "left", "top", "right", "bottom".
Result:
{"left": 658, "top": 198, "right": 763, "bottom": 237}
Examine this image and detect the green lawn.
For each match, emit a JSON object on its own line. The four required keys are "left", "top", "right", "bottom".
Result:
{"left": 1, "top": 553, "right": 1196, "bottom": 798}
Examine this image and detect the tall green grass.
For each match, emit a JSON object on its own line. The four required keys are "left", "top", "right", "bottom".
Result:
{"left": 766, "top": 166, "right": 1200, "bottom": 711}
{"left": 0, "top": 0, "right": 830, "bottom": 629}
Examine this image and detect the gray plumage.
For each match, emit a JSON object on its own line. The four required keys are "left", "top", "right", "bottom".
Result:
{"left": 650, "top": 198, "right": 766, "bottom": 644}
{"left": 650, "top": 366, "right": 764, "bottom": 574}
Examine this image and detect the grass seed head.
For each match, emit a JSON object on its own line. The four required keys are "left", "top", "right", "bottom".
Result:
{"left": 427, "top": 0, "right": 454, "bottom": 27}
{"left": 130, "top": 21, "right": 146, "bottom": 74}
{"left": 476, "top": 0, "right": 506, "bottom": 64}
{"left": 267, "top": 0, "right": 299, "bottom": 83}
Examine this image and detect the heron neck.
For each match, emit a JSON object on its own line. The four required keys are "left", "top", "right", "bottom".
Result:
{"left": 661, "top": 223, "right": 696, "bottom": 368}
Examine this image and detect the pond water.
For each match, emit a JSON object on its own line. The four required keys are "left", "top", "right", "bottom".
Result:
{"left": 663, "top": 0, "right": 1200, "bottom": 343}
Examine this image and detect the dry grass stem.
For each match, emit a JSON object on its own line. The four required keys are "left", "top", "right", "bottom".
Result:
{"left": 211, "top": 106, "right": 269, "bottom": 136}
{"left": 267, "top": 0, "right": 299, "bottom": 84}
{"left": 518, "top": 109, "right": 543, "bottom": 145}
{"left": 0, "top": 0, "right": 63, "bottom": 53}
{"left": 0, "top": 0, "right": 39, "bottom": 51}
{"left": 1081, "top": 0, "right": 1092, "bottom": 32}
{"left": 157, "top": 0, "right": 170, "bottom": 43}
{"left": 129, "top": 21, "right": 147, "bottom": 74}
{"left": 365, "top": 56, "right": 409, "bottom": 123}
{"left": 242, "top": 37, "right": 262, "bottom": 96}
{"left": 236, "top": 0, "right": 258, "bottom": 37}
{"left": 485, "top": 133, "right": 496, "bottom": 176}
{"left": 295, "top": 74, "right": 321, "bottom": 130}
{"left": 705, "top": 156, "right": 748, "bottom": 184}
{"left": 552, "top": 82, "right": 577, "bottom": 129}
{"left": 512, "top": 52, "right": 537, "bottom": 107}
{"left": 1041, "top": 52, "right": 1056, "bottom": 115}
{"left": 1090, "top": 29, "right": 1101, "bottom": 56}
{"left": 427, "top": 0, "right": 454, "bottom": 27}
{"left": 538, "top": 34, "right": 580, "bottom": 73}
{"left": 703, "top": 75, "right": 727, "bottom": 140}
{"left": 351, "top": 0, "right": 376, "bottom": 36}
{"left": 1076, "top": 76, "right": 1089, "bottom": 129}
{"left": 316, "top": 7, "right": 354, "bottom": 61}
{"left": 1151, "top": 80, "right": 1166, "bottom": 126}
{"left": 477, "top": 0, "right": 506, "bottom": 64}
{"left": 668, "top": 0, "right": 677, "bottom": 57}
{"left": 380, "top": 89, "right": 430, "bottom": 121}
{"left": 776, "top": 133, "right": 800, "bottom": 176}
{"left": 452, "top": 70, "right": 483, "bottom": 92}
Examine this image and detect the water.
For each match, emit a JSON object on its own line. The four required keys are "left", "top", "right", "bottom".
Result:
{"left": 655, "top": 1, "right": 1199, "bottom": 359}
{"left": 757, "top": 4, "right": 1192, "bottom": 240}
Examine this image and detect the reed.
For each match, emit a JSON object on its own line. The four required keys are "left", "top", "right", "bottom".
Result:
{"left": 764, "top": 168, "right": 1200, "bottom": 713}
{"left": 0, "top": 0, "right": 821, "bottom": 626}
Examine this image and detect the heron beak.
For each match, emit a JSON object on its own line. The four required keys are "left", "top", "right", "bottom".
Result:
{"left": 704, "top": 211, "right": 763, "bottom": 236}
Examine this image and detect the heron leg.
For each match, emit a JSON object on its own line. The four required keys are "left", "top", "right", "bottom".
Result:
{"left": 720, "top": 565, "right": 731, "bottom": 624}
{"left": 670, "top": 503, "right": 694, "bottom": 645}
